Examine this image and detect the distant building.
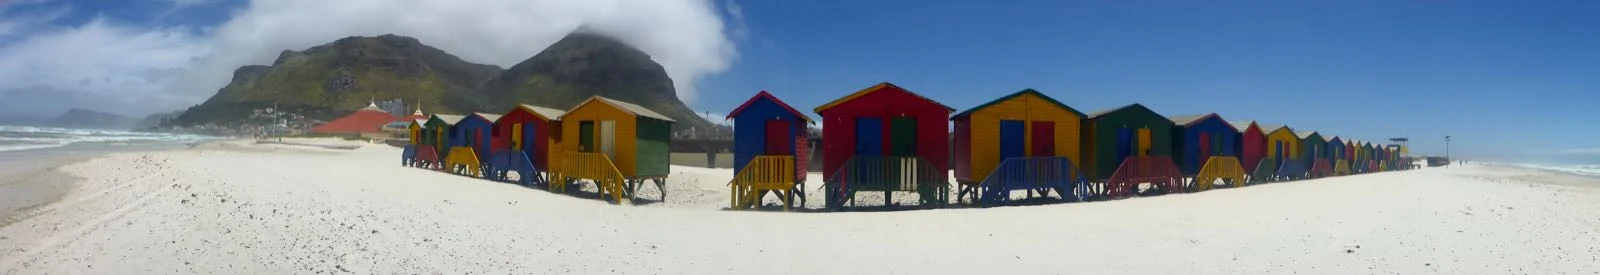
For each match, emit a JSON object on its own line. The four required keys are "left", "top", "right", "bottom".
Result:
{"left": 376, "top": 98, "right": 407, "bottom": 117}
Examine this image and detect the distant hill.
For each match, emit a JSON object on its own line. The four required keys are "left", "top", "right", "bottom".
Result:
{"left": 170, "top": 32, "right": 716, "bottom": 133}
{"left": 479, "top": 32, "right": 715, "bottom": 131}
{"left": 169, "top": 34, "right": 503, "bottom": 126}
{"left": 53, "top": 109, "right": 138, "bottom": 130}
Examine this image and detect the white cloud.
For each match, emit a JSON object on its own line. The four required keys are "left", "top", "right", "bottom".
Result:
{"left": 1, "top": 0, "right": 739, "bottom": 116}
{"left": 697, "top": 111, "right": 733, "bottom": 126}
{"left": 0, "top": 18, "right": 210, "bottom": 115}
{"left": 169, "top": 0, "right": 737, "bottom": 104}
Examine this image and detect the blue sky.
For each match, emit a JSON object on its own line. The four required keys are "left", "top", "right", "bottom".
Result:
{"left": 2, "top": 0, "right": 1597, "bottom": 161}
{"left": 695, "top": 0, "right": 1600, "bottom": 160}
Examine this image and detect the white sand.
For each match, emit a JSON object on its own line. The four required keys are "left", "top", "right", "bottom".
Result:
{"left": 1, "top": 143, "right": 1597, "bottom": 274}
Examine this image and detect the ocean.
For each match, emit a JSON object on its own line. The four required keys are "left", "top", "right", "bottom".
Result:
{"left": 0, "top": 125, "right": 214, "bottom": 153}
{"left": 1508, "top": 163, "right": 1600, "bottom": 178}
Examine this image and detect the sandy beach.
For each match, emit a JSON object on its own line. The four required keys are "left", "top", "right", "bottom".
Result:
{"left": 0, "top": 140, "right": 1597, "bottom": 274}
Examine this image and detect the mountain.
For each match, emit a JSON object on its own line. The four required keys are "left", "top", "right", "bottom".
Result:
{"left": 53, "top": 109, "right": 138, "bottom": 129}
{"left": 135, "top": 110, "right": 184, "bottom": 130}
{"left": 169, "top": 34, "right": 503, "bottom": 125}
{"left": 480, "top": 32, "right": 715, "bottom": 131}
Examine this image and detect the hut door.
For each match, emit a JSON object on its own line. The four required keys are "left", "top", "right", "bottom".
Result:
{"left": 999, "top": 120, "right": 1025, "bottom": 161}
{"left": 855, "top": 118, "right": 883, "bottom": 156}
{"left": 579, "top": 121, "right": 595, "bottom": 153}
{"left": 889, "top": 117, "right": 918, "bottom": 157}
{"left": 1115, "top": 128, "right": 1133, "bottom": 164}
{"left": 1198, "top": 133, "right": 1211, "bottom": 158}
{"left": 765, "top": 120, "right": 792, "bottom": 155}
{"left": 1030, "top": 121, "right": 1055, "bottom": 157}
{"left": 1137, "top": 128, "right": 1152, "bottom": 156}
{"left": 511, "top": 124, "right": 523, "bottom": 150}
{"left": 599, "top": 120, "right": 616, "bottom": 160}
{"left": 1274, "top": 141, "right": 1284, "bottom": 159}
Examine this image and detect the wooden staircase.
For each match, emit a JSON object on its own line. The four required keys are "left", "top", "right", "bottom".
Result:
{"left": 444, "top": 146, "right": 482, "bottom": 177}
{"left": 1194, "top": 156, "right": 1246, "bottom": 192}
{"left": 552, "top": 152, "right": 629, "bottom": 204}
{"left": 729, "top": 156, "right": 800, "bottom": 211}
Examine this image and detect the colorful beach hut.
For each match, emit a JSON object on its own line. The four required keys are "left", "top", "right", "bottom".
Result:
{"left": 815, "top": 82, "right": 954, "bottom": 210}
{"left": 1297, "top": 131, "right": 1331, "bottom": 178}
{"left": 1169, "top": 114, "right": 1242, "bottom": 191}
{"left": 726, "top": 91, "right": 813, "bottom": 210}
{"left": 422, "top": 114, "right": 465, "bottom": 170}
{"left": 1230, "top": 120, "right": 1270, "bottom": 184}
{"left": 490, "top": 104, "right": 566, "bottom": 186}
{"left": 442, "top": 113, "right": 500, "bottom": 177}
{"left": 1327, "top": 136, "right": 1350, "bottom": 175}
{"left": 553, "top": 96, "right": 675, "bottom": 204}
{"left": 1082, "top": 104, "right": 1180, "bottom": 198}
{"left": 402, "top": 119, "right": 427, "bottom": 167}
{"left": 951, "top": 89, "right": 1087, "bottom": 205}
{"left": 1264, "top": 125, "right": 1305, "bottom": 181}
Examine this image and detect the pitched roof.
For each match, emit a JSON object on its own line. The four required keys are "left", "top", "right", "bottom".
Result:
{"left": 814, "top": 82, "right": 955, "bottom": 113}
{"left": 471, "top": 112, "right": 503, "bottom": 122}
{"left": 561, "top": 96, "right": 676, "bottom": 122}
{"left": 430, "top": 114, "right": 466, "bottom": 125}
{"left": 1086, "top": 103, "right": 1164, "bottom": 120}
{"left": 726, "top": 90, "right": 812, "bottom": 122}
{"left": 1296, "top": 130, "right": 1321, "bottom": 139}
{"left": 517, "top": 104, "right": 567, "bottom": 121}
{"left": 309, "top": 108, "right": 399, "bottom": 134}
{"left": 1262, "top": 124, "right": 1292, "bottom": 134}
{"left": 1227, "top": 120, "right": 1258, "bottom": 133}
{"left": 951, "top": 89, "right": 1086, "bottom": 119}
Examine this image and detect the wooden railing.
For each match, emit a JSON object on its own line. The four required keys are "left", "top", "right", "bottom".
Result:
{"left": 1333, "top": 160, "right": 1351, "bottom": 176}
{"left": 1309, "top": 159, "right": 1333, "bottom": 178}
{"left": 1249, "top": 157, "right": 1277, "bottom": 185}
{"left": 444, "top": 146, "right": 482, "bottom": 177}
{"left": 1275, "top": 158, "right": 1308, "bottom": 181}
{"left": 415, "top": 145, "right": 440, "bottom": 170}
{"left": 552, "top": 151, "right": 628, "bottom": 204}
{"left": 822, "top": 156, "right": 948, "bottom": 210}
{"left": 1103, "top": 156, "right": 1182, "bottom": 198}
{"left": 973, "top": 157, "right": 1087, "bottom": 205}
{"left": 401, "top": 145, "right": 417, "bottom": 167}
{"left": 1194, "top": 156, "right": 1245, "bottom": 191}
{"left": 729, "top": 156, "right": 798, "bottom": 211}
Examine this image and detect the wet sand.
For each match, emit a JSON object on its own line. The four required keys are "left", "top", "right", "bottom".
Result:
{"left": 0, "top": 142, "right": 194, "bottom": 226}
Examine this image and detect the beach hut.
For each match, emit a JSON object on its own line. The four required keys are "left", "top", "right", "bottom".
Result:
{"left": 1082, "top": 104, "right": 1180, "bottom": 198}
{"left": 815, "top": 82, "right": 954, "bottom": 210}
{"left": 443, "top": 113, "right": 501, "bottom": 177}
{"left": 422, "top": 114, "right": 465, "bottom": 170}
{"left": 1344, "top": 140, "right": 1357, "bottom": 173}
{"left": 1265, "top": 125, "right": 1305, "bottom": 181}
{"left": 1327, "top": 136, "right": 1350, "bottom": 175}
{"left": 1169, "top": 114, "right": 1242, "bottom": 191}
{"left": 726, "top": 91, "right": 813, "bottom": 210}
{"left": 553, "top": 96, "right": 675, "bottom": 204}
{"left": 1230, "top": 120, "right": 1271, "bottom": 184}
{"left": 490, "top": 104, "right": 566, "bottom": 186}
{"left": 1298, "top": 131, "right": 1331, "bottom": 178}
{"left": 951, "top": 89, "right": 1088, "bottom": 205}
{"left": 402, "top": 119, "right": 427, "bottom": 167}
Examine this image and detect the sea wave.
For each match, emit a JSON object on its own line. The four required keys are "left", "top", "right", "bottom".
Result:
{"left": 0, "top": 125, "right": 213, "bottom": 152}
{"left": 1507, "top": 163, "right": 1600, "bottom": 177}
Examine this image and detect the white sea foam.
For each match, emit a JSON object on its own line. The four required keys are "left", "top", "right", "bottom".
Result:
{"left": 0, "top": 125, "right": 212, "bottom": 152}
{"left": 1507, "top": 163, "right": 1600, "bottom": 177}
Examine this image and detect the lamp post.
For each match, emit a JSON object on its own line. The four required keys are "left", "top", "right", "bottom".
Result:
{"left": 1444, "top": 136, "right": 1452, "bottom": 167}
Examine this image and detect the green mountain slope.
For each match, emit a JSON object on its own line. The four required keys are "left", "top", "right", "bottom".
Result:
{"left": 171, "top": 35, "right": 502, "bottom": 125}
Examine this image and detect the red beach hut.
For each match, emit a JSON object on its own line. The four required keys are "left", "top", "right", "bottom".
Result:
{"left": 490, "top": 104, "right": 566, "bottom": 186}
{"left": 814, "top": 82, "right": 954, "bottom": 210}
